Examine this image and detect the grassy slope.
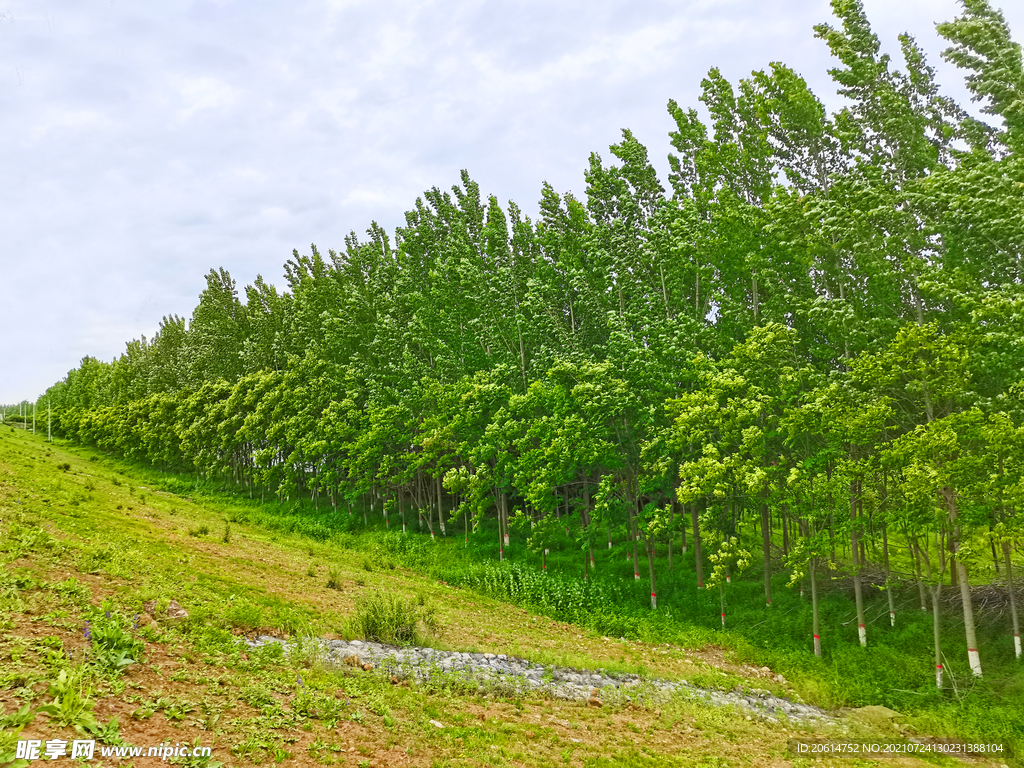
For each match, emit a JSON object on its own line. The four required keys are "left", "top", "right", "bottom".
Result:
{"left": 0, "top": 426, "right": 1011, "bottom": 768}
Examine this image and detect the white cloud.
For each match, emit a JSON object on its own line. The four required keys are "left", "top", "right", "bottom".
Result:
{"left": 0, "top": 0, "right": 1021, "bottom": 401}
{"left": 172, "top": 75, "right": 239, "bottom": 121}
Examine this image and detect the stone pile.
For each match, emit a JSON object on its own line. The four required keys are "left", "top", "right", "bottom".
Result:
{"left": 243, "top": 634, "right": 832, "bottom": 724}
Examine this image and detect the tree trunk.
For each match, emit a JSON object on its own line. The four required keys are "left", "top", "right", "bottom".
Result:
{"left": 416, "top": 471, "right": 424, "bottom": 531}
{"left": 629, "top": 503, "right": 640, "bottom": 580}
{"left": 498, "top": 498, "right": 504, "bottom": 561}
{"left": 882, "top": 522, "right": 895, "bottom": 626}
{"left": 761, "top": 496, "right": 772, "bottom": 607}
{"left": 909, "top": 538, "right": 928, "bottom": 610}
{"left": 990, "top": 516, "right": 1000, "bottom": 574}
{"left": 646, "top": 537, "right": 657, "bottom": 609}
{"left": 932, "top": 582, "right": 944, "bottom": 688}
{"left": 781, "top": 505, "right": 790, "bottom": 557}
{"left": 668, "top": 500, "right": 674, "bottom": 572}
{"left": 692, "top": 501, "right": 704, "bottom": 588}
{"left": 437, "top": 475, "right": 446, "bottom": 536}
{"left": 811, "top": 556, "right": 821, "bottom": 657}
{"left": 947, "top": 488, "right": 981, "bottom": 677}
{"left": 680, "top": 501, "right": 688, "bottom": 553}
{"left": 1004, "top": 543, "right": 1021, "bottom": 659}
{"left": 916, "top": 538, "right": 944, "bottom": 689}
{"left": 851, "top": 481, "right": 866, "bottom": 647}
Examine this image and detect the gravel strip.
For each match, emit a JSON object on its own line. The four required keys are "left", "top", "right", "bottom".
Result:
{"left": 243, "top": 635, "right": 832, "bottom": 723}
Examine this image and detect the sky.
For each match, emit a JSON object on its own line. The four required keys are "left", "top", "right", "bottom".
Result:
{"left": 1, "top": 0, "right": 1021, "bottom": 404}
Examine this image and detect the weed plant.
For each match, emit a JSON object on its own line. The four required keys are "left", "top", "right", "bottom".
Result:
{"left": 83, "top": 604, "right": 145, "bottom": 675}
{"left": 35, "top": 667, "right": 97, "bottom": 731}
{"left": 325, "top": 567, "right": 343, "bottom": 590}
{"left": 350, "top": 590, "right": 436, "bottom": 645}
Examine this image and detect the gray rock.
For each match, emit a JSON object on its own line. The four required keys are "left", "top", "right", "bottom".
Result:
{"left": 242, "top": 634, "right": 833, "bottom": 724}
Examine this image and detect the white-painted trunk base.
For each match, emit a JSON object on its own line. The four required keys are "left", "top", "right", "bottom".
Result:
{"left": 726, "top": 575, "right": 731, "bottom": 584}
{"left": 889, "top": 611, "right": 895, "bottom": 627}
{"left": 608, "top": 540, "right": 612, "bottom": 549}
{"left": 1015, "top": 634, "right": 1021, "bottom": 659}
{"left": 721, "top": 612, "right": 725, "bottom": 627}
{"left": 968, "top": 648, "right": 982, "bottom": 677}
{"left": 504, "top": 534, "right": 509, "bottom": 547}
{"left": 634, "top": 572, "right": 640, "bottom": 580}
{"left": 936, "top": 664, "right": 943, "bottom": 689}
{"left": 651, "top": 593, "right": 657, "bottom": 609}
{"left": 813, "top": 634, "right": 821, "bottom": 657}
{"left": 858, "top": 624, "right": 867, "bottom": 647}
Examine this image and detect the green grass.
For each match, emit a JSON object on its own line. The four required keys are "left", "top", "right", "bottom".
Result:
{"left": 1, "top": 425, "right": 1018, "bottom": 767}
{"left": 153, "top": 489, "right": 1024, "bottom": 758}
{"left": 349, "top": 590, "right": 438, "bottom": 645}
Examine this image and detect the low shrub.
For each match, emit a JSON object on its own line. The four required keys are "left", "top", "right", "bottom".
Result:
{"left": 325, "top": 568, "right": 344, "bottom": 591}
{"left": 350, "top": 591, "right": 434, "bottom": 645}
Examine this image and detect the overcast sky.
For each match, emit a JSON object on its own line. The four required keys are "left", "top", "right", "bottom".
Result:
{"left": 1, "top": 0, "right": 1020, "bottom": 404}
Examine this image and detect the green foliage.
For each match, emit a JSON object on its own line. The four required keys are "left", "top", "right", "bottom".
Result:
{"left": 84, "top": 606, "right": 145, "bottom": 675}
{"left": 0, "top": 726, "right": 31, "bottom": 768}
{"left": 85, "top": 716, "right": 125, "bottom": 746}
{"left": 0, "top": 703, "right": 35, "bottom": 729}
{"left": 35, "top": 667, "right": 98, "bottom": 731}
{"left": 325, "top": 568, "right": 343, "bottom": 591}
{"left": 169, "top": 738, "right": 225, "bottom": 767}
{"left": 349, "top": 591, "right": 435, "bottom": 645}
